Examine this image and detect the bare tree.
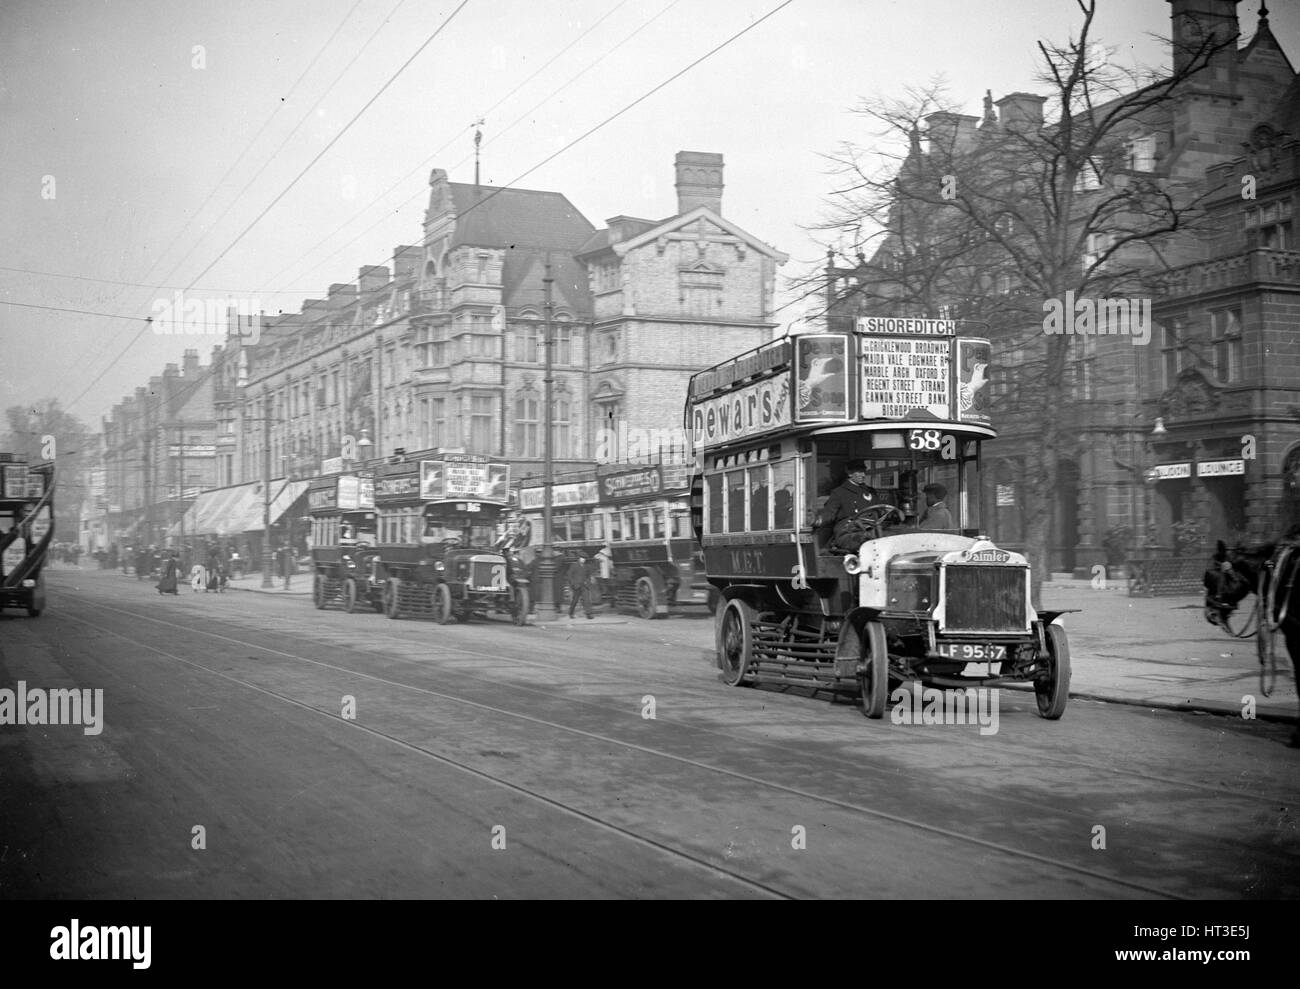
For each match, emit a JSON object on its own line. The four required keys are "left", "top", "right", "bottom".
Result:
{"left": 802, "top": 0, "right": 1237, "bottom": 603}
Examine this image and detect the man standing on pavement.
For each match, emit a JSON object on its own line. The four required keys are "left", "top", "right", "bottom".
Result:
{"left": 565, "top": 554, "right": 594, "bottom": 620}
{"left": 918, "top": 483, "right": 954, "bottom": 530}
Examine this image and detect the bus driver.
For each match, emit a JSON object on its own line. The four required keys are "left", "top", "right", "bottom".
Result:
{"left": 819, "top": 461, "right": 883, "bottom": 551}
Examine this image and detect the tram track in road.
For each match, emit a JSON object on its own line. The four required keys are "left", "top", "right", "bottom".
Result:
{"left": 49, "top": 584, "right": 1278, "bottom": 898}
{"left": 70, "top": 579, "right": 1296, "bottom": 814}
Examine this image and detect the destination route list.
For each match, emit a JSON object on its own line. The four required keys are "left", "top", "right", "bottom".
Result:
{"left": 861, "top": 338, "right": 952, "bottom": 418}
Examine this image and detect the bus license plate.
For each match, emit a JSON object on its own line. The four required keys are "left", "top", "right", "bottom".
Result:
{"left": 935, "top": 642, "right": 1006, "bottom": 661}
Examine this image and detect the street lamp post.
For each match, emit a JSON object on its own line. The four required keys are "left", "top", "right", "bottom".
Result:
{"left": 262, "top": 390, "right": 273, "bottom": 588}
{"left": 534, "top": 258, "right": 560, "bottom": 621}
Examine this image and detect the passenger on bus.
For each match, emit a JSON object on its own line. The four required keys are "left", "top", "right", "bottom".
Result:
{"left": 919, "top": 484, "right": 954, "bottom": 530}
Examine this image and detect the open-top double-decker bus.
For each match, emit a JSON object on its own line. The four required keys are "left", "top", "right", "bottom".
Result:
{"left": 686, "top": 319, "right": 1072, "bottom": 719}
{"left": 372, "top": 453, "right": 528, "bottom": 625}
{"left": 0, "top": 454, "right": 53, "bottom": 618}
{"left": 519, "top": 462, "right": 716, "bottom": 619}
{"left": 308, "top": 472, "right": 383, "bottom": 613}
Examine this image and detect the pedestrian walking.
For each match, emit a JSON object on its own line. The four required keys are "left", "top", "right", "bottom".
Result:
{"left": 566, "top": 554, "right": 594, "bottom": 619}
{"left": 156, "top": 552, "right": 180, "bottom": 595}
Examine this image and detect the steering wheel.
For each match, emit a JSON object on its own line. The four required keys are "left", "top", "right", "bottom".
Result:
{"left": 856, "top": 504, "right": 905, "bottom": 539}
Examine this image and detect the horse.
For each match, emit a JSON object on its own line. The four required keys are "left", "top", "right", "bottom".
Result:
{"left": 1204, "top": 532, "right": 1300, "bottom": 748}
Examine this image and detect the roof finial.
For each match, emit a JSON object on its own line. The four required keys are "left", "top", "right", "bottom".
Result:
{"left": 982, "top": 89, "right": 997, "bottom": 126}
{"left": 1259, "top": 1, "right": 1269, "bottom": 26}
{"left": 473, "top": 118, "right": 485, "bottom": 187}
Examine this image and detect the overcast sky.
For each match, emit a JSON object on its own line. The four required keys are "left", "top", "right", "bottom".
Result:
{"left": 2, "top": 0, "right": 1293, "bottom": 428}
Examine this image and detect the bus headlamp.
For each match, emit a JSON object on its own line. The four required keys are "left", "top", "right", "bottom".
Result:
{"left": 843, "top": 554, "right": 862, "bottom": 575}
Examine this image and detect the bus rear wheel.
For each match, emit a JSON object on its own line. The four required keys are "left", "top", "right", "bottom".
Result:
{"left": 343, "top": 579, "right": 359, "bottom": 613}
{"left": 313, "top": 575, "right": 328, "bottom": 610}
{"left": 635, "top": 576, "right": 662, "bottom": 620}
{"left": 718, "top": 598, "right": 756, "bottom": 687}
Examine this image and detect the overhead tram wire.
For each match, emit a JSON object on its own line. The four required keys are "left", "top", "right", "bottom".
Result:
{"left": 253, "top": 0, "right": 648, "bottom": 297}
{"left": 49, "top": 0, "right": 369, "bottom": 388}
{"left": 0, "top": 265, "right": 315, "bottom": 295}
{"left": 258, "top": 0, "right": 688, "bottom": 298}
{"left": 62, "top": 0, "right": 471, "bottom": 418}
{"left": 441, "top": 0, "right": 797, "bottom": 227}
{"left": 142, "top": 0, "right": 411, "bottom": 309}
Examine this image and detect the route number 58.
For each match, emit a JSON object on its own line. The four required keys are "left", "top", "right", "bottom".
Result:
{"left": 908, "top": 430, "right": 958, "bottom": 460}
{"left": 908, "top": 429, "right": 943, "bottom": 451}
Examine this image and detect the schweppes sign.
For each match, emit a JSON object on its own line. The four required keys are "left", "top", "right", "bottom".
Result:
{"left": 690, "top": 373, "right": 792, "bottom": 450}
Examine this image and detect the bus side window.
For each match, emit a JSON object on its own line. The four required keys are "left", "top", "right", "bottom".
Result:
{"left": 705, "top": 474, "right": 723, "bottom": 535}
{"left": 608, "top": 512, "right": 621, "bottom": 541}
{"left": 748, "top": 466, "right": 769, "bottom": 532}
{"left": 726, "top": 470, "right": 745, "bottom": 533}
{"left": 772, "top": 460, "right": 795, "bottom": 529}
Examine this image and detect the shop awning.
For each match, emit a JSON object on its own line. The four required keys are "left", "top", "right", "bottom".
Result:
{"left": 175, "top": 480, "right": 308, "bottom": 537}
{"left": 225, "top": 479, "right": 309, "bottom": 533}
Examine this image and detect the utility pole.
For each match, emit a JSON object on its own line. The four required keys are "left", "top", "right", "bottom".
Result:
{"left": 535, "top": 257, "right": 559, "bottom": 621}
{"left": 262, "top": 388, "right": 273, "bottom": 589}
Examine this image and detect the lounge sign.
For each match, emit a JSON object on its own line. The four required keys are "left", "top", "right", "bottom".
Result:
{"left": 1197, "top": 459, "right": 1245, "bottom": 477}
{"left": 690, "top": 373, "right": 792, "bottom": 449}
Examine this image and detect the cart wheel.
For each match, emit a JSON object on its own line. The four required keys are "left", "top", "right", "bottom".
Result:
{"left": 512, "top": 585, "right": 530, "bottom": 626}
{"left": 635, "top": 576, "right": 661, "bottom": 620}
{"left": 431, "top": 582, "right": 454, "bottom": 625}
{"left": 1035, "top": 624, "right": 1071, "bottom": 719}
{"left": 384, "top": 578, "right": 403, "bottom": 620}
{"left": 312, "top": 575, "right": 328, "bottom": 610}
{"left": 343, "top": 579, "right": 358, "bottom": 614}
{"left": 718, "top": 598, "right": 756, "bottom": 686}
{"left": 859, "top": 620, "right": 889, "bottom": 719}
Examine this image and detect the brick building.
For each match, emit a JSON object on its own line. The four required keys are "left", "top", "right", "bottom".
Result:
{"left": 826, "top": 0, "right": 1297, "bottom": 572}
{"left": 96, "top": 151, "right": 785, "bottom": 550}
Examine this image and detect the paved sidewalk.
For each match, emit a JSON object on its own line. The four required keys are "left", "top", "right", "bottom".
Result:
{"left": 1041, "top": 576, "right": 1297, "bottom": 725}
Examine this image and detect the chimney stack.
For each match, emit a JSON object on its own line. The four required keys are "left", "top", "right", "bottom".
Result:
{"left": 1166, "top": 0, "right": 1240, "bottom": 84}
{"left": 994, "top": 93, "right": 1047, "bottom": 135}
{"left": 182, "top": 349, "right": 200, "bottom": 376}
{"left": 674, "top": 151, "right": 724, "bottom": 215}
{"left": 359, "top": 265, "right": 390, "bottom": 294}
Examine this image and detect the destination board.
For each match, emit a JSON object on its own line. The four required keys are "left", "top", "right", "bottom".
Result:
{"left": 421, "top": 460, "right": 510, "bottom": 502}
{"left": 860, "top": 337, "right": 951, "bottom": 420}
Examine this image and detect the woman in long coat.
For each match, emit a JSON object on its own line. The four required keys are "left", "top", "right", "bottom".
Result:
{"left": 156, "top": 552, "right": 180, "bottom": 595}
